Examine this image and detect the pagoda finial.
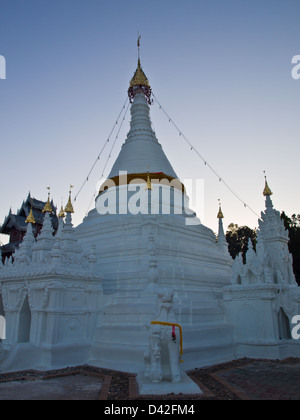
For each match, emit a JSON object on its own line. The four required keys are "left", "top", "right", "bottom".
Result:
{"left": 25, "top": 200, "right": 36, "bottom": 224}
{"left": 263, "top": 171, "right": 273, "bottom": 197}
{"left": 217, "top": 199, "right": 224, "bottom": 219}
{"left": 137, "top": 32, "right": 141, "bottom": 62}
{"left": 64, "top": 186, "right": 74, "bottom": 214}
{"left": 43, "top": 187, "right": 53, "bottom": 213}
{"left": 128, "top": 36, "right": 152, "bottom": 105}
{"left": 217, "top": 199, "right": 228, "bottom": 252}
{"left": 58, "top": 204, "right": 66, "bottom": 219}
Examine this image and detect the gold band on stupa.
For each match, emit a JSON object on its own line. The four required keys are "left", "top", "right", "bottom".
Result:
{"left": 99, "top": 172, "right": 186, "bottom": 195}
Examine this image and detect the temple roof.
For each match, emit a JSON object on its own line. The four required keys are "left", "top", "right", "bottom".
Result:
{"left": 0, "top": 193, "right": 58, "bottom": 234}
{"left": 0, "top": 242, "right": 18, "bottom": 254}
{"left": 0, "top": 214, "right": 27, "bottom": 234}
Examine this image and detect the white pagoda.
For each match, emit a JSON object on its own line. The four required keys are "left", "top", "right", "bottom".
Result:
{"left": 0, "top": 49, "right": 299, "bottom": 375}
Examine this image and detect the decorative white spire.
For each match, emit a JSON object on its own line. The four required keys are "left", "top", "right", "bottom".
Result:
{"left": 263, "top": 172, "right": 274, "bottom": 210}
{"left": 217, "top": 201, "right": 228, "bottom": 253}
{"left": 108, "top": 93, "right": 178, "bottom": 179}
{"left": 32, "top": 190, "right": 55, "bottom": 262}
{"left": 14, "top": 222, "right": 36, "bottom": 265}
{"left": 107, "top": 43, "right": 178, "bottom": 181}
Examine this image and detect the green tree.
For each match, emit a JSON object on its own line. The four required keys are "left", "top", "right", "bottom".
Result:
{"left": 226, "top": 224, "right": 257, "bottom": 263}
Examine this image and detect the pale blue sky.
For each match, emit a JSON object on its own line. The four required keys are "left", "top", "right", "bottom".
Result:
{"left": 0, "top": 0, "right": 300, "bottom": 244}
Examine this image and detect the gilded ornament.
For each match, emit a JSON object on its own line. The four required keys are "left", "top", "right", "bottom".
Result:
{"left": 43, "top": 197, "right": 53, "bottom": 213}
{"left": 263, "top": 179, "right": 273, "bottom": 197}
{"left": 217, "top": 206, "right": 224, "bottom": 219}
{"left": 58, "top": 205, "right": 66, "bottom": 219}
{"left": 65, "top": 192, "right": 74, "bottom": 214}
{"left": 25, "top": 208, "right": 36, "bottom": 224}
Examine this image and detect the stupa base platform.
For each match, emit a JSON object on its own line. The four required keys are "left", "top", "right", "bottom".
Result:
{"left": 136, "top": 371, "right": 202, "bottom": 396}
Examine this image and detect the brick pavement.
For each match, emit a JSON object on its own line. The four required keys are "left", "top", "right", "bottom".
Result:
{"left": 0, "top": 358, "right": 299, "bottom": 400}
{"left": 211, "top": 359, "right": 300, "bottom": 400}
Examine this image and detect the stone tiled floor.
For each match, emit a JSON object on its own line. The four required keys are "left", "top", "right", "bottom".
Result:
{"left": 213, "top": 360, "right": 300, "bottom": 400}
{"left": 0, "top": 358, "right": 299, "bottom": 400}
{"left": 0, "top": 375, "right": 103, "bottom": 400}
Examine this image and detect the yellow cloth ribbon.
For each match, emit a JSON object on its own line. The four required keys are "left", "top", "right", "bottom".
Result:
{"left": 151, "top": 321, "right": 183, "bottom": 358}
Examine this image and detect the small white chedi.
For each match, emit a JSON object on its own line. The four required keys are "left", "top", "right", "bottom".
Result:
{"left": 0, "top": 195, "right": 102, "bottom": 370}
{"left": 0, "top": 51, "right": 299, "bottom": 380}
{"left": 224, "top": 180, "right": 300, "bottom": 359}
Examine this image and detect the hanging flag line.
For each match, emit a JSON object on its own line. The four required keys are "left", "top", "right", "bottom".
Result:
{"left": 74, "top": 97, "right": 129, "bottom": 203}
{"left": 152, "top": 92, "right": 260, "bottom": 218}
{"left": 84, "top": 101, "right": 131, "bottom": 217}
{"left": 100, "top": 101, "right": 131, "bottom": 179}
{"left": 85, "top": 191, "right": 98, "bottom": 218}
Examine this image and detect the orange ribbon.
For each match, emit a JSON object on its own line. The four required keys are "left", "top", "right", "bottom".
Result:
{"left": 151, "top": 321, "right": 183, "bottom": 358}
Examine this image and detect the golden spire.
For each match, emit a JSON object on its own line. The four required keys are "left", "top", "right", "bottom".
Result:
{"left": 128, "top": 35, "right": 152, "bottom": 105}
{"left": 129, "top": 34, "right": 150, "bottom": 88}
{"left": 43, "top": 188, "right": 53, "bottom": 213}
{"left": 263, "top": 172, "right": 273, "bottom": 196}
{"left": 137, "top": 32, "right": 141, "bottom": 60}
{"left": 25, "top": 208, "right": 36, "bottom": 224}
{"left": 58, "top": 205, "right": 66, "bottom": 219}
{"left": 217, "top": 199, "right": 224, "bottom": 219}
{"left": 64, "top": 186, "right": 74, "bottom": 214}
{"left": 128, "top": 36, "right": 152, "bottom": 105}
{"left": 130, "top": 59, "right": 150, "bottom": 88}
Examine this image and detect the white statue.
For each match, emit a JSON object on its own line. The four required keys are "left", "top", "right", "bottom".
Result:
{"left": 145, "top": 289, "right": 182, "bottom": 383}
